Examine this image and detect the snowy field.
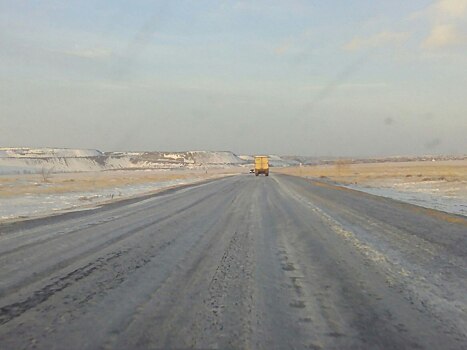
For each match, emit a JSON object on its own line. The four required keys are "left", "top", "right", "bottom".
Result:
{"left": 1, "top": 178, "right": 193, "bottom": 221}
{"left": 0, "top": 169, "right": 239, "bottom": 222}
{"left": 277, "top": 160, "right": 467, "bottom": 217}
{"left": 346, "top": 181, "right": 466, "bottom": 216}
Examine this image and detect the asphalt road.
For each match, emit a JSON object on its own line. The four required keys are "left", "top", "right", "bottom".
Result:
{"left": 0, "top": 174, "right": 466, "bottom": 350}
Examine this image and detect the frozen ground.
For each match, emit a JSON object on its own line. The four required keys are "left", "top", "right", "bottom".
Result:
{"left": 0, "top": 178, "right": 193, "bottom": 221}
{"left": 346, "top": 181, "right": 467, "bottom": 216}
{"left": 0, "top": 171, "right": 236, "bottom": 222}
{"left": 279, "top": 160, "right": 467, "bottom": 218}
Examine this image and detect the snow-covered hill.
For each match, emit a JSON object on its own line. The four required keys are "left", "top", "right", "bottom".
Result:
{"left": 238, "top": 154, "right": 300, "bottom": 167}
{"left": 0, "top": 148, "right": 102, "bottom": 158}
{"left": 0, "top": 148, "right": 248, "bottom": 175}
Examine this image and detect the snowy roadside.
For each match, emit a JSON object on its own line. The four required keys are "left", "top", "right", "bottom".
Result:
{"left": 344, "top": 181, "right": 466, "bottom": 217}
{"left": 278, "top": 160, "right": 467, "bottom": 218}
{"left": 0, "top": 176, "right": 226, "bottom": 222}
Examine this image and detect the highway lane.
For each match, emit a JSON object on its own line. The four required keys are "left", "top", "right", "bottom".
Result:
{"left": 0, "top": 174, "right": 466, "bottom": 349}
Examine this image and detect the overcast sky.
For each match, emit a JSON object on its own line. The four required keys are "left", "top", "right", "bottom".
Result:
{"left": 1, "top": 0, "right": 466, "bottom": 156}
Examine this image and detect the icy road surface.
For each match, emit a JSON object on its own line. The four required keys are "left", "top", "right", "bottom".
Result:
{"left": 0, "top": 174, "right": 466, "bottom": 349}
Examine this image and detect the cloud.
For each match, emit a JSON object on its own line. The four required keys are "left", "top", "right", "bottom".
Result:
{"left": 273, "top": 30, "right": 313, "bottom": 56}
{"left": 301, "top": 82, "right": 388, "bottom": 91}
{"left": 412, "top": 0, "right": 467, "bottom": 50}
{"left": 61, "top": 47, "right": 113, "bottom": 59}
{"left": 436, "top": 0, "right": 467, "bottom": 18}
{"left": 411, "top": 0, "right": 467, "bottom": 20}
{"left": 274, "top": 41, "right": 292, "bottom": 55}
{"left": 344, "top": 31, "right": 410, "bottom": 51}
{"left": 425, "top": 138, "right": 442, "bottom": 149}
{"left": 422, "top": 24, "right": 467, "bottom": 48}
{"left": 232, "top": 0, "right": 310, "bottom": 15}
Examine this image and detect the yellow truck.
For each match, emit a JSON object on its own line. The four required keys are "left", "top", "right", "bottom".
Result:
{"left": 254, "top": 156, "right": 269, "bottom": 176}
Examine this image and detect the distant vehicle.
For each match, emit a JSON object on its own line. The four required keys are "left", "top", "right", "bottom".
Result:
{"left": 254, "top": 156, "right": 269, "bottom": 176}
{"left": 249, "top": 169, "right": 255, "bottom": 173}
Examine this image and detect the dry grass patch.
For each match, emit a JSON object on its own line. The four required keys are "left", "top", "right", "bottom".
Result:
{"left": 0, "top": 168, "right": 243, "bottom": 197}
{"left": 276, "top": 160, "right": 467, "bottom": 186}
